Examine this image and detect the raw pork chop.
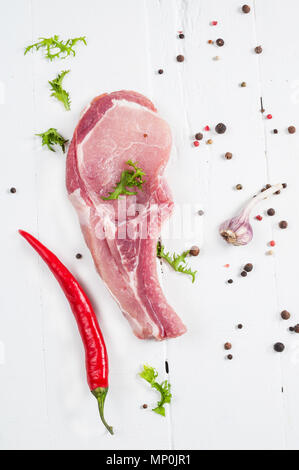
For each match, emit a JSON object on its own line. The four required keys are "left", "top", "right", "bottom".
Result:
{"left": 66, "top": 90, "right": 186, "bottom": 340}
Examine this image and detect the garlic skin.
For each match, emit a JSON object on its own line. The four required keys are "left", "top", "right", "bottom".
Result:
{"left": 220, "top": 183, "right": 283, "bottom": 246}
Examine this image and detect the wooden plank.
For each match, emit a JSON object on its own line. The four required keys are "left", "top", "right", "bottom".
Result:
{"left": 0, "top": 0, "right": 50, "bottom": 450}
{"left": 254, "top": 0, "right": 299, "bottom": 450}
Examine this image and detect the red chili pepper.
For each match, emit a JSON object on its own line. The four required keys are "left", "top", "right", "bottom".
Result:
{"left": 19, "top": 230, "right": 113, "bottom": 435}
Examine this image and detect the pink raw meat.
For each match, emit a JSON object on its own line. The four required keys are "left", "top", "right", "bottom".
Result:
{"left": 66, "top": 90, "right": 186, "bottom": 340}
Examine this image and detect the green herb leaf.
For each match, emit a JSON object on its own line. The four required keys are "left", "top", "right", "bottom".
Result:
{"left": 139, "top": 365, "right": 172, "bottom": 417}
{"left": 24, "top": 35, "right": 87, "bottom": 60}
{"left": 140, "top": 364, "right": 158, "bottom": 384}
{"left": 102, "top": 160, "right": 145, "bottom": 200}
{"left": 36, "top": 128, "right": 68, "bottom": 153}
{"left": 49, "top": 70, "right": 71, "bottom": 111}
{"left": 157, "top": 242, "right": 197, "bottom": 283}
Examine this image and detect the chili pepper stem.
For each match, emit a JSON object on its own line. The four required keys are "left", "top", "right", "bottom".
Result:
{"left": 92, "top": 387, "right": 114, "bottom": 435}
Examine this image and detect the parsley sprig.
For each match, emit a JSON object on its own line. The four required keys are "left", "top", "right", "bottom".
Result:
{"left": 157, "top": 242, "right": 197, "bottom": 283}
{"left": 24, "top": 35, "right": 87, "bottom": 60}
{"left": 36, "top": 128, "right": 68, "bottom": 153}
{"left": 102, "top": 160, "right": 145, "bottom": 200}
{"left": 49, "top": 70, "right": 71, "bottom": 110}
{"left": 139, "top": 365, "right": 172, "bottom": 417}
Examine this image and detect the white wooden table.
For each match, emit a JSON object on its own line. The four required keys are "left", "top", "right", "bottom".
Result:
{"left": 1, "top": 0, "right": 299, "bottom": 450}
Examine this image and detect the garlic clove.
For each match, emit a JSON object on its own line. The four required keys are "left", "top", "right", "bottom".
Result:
{"left": 219, "top": 183, "right": 283, "bottom": 247}
{"left": 220, "top": 217, "right": 253, "bottom": 246}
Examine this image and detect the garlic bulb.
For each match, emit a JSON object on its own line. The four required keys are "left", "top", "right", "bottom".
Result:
{"left": 219, "top": 183, "right": 283, "bottom": 246}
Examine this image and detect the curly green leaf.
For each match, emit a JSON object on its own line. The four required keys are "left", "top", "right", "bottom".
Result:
{"left": 139, "top": 365, "right": 172, "bottom": 417}
{"left": 49, "top": 70, "right": 71, "bottom": 110}
{"left": 24, "top": 35, "right": 87, "bottom": 60}
{"left": 36, "top": 128, "right": 68, "bottom": 153}
{"left": 157, "top": 243, "right": 197, "bottom": 283}
{"left": 102, "top": 160, "right": 146, "bottom": 200}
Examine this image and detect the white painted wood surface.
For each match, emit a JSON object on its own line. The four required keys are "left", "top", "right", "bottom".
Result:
{"left": 1, "top": 0, "right": 299, "bottom": 450}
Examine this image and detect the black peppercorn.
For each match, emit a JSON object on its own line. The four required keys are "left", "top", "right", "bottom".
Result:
{"left": 195, "top": 132, "right": 203, "bottom": 141}
{"left": 176, "top": 55, "right": 185, "bottom": 62}
{"left": 242, "top": 5, "right": 251, "bottom": 13}
{"left": 224, "top": 342, "right": 232, "bottom": 350}
{"left": 267, "top": 208, "right": 275, "bottom": 216}
{"left": 255, "top": 46, "right": 263, "bottom": 54}
{"left": 237, "top": 324, "right": 243, "bottom": 329}
{"left": 178, "top": 33, "right": 185, "bottom": 39}
{"left": 281, "top": 310, "right": 290, "bottom": 320}
{"left": 241, "top": 271, "right": 247, "bottom": 277}
{"left": 279, "top": 221, "right": 288, "bottom": 229}
{"left": 189, "top": 246, "right": 200, "bottom": 256}
{"left": 216, "top": 38, "right": 224, "bottom": 47}
{"left": 76, "top": 253, "right": 82, "bottom": 259}
{"left": 227, "top": 279, "right": 233, "bottom": 284}
{"left": 10, "top": 187, "right": 16, "bottom": 193}
{"left": 215, "top": 123, "right": 226, "bottom": 134}
{"left": 225, "top": 152, "right": 233, "bottom": 160}
{"left": 244, "top": 263, "right": 253, "bottom": 272}
{"left": 227, "top": 354, "right": 233, "bottom": 360}
{"left": 274, "top": 342, "right": 285, "bottom": 352}
{"left": 288, "top": 126, "right": 296, "bottom": 134}
{"left": 158, "top": 69, "right": 164, "bottom": 74}
{"left": 273, "top": 129, "right": 278, "bottom": 134}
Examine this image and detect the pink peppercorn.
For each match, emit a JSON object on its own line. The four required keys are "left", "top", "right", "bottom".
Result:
{"left": 204, "top": 125, "right": 210, "bottom": 131}
{"left": 193, "top": 140, "right": 199, "bottom": 147}
{"left": 270, "top": 240, "right": 276, "bottom": 247}
{"left": 256, "top": 215, "right": 263, "bottom": 221}
{"left": 267, "top": 114, "right": 272, "bottom": 119}
{"left": 211, "top": 21, "right": 218, "bottom": 26}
